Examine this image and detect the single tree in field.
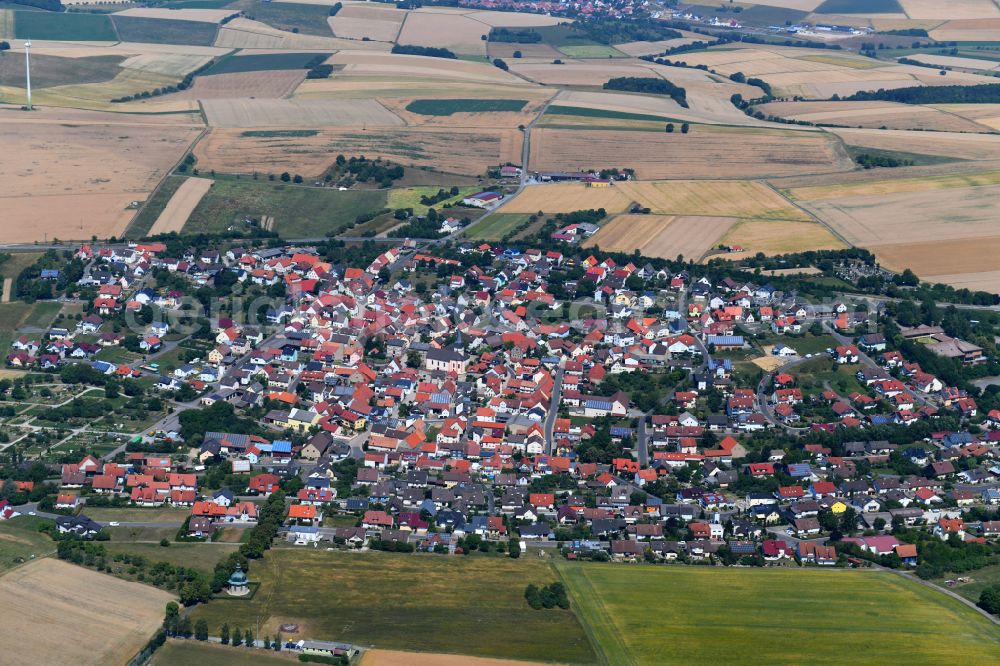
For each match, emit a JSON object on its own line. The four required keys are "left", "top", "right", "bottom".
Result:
{"left": 665, "top": 123, "right": 675, "bottom": 133}
{"left": 681, "top": 123, "right": 690, "bottom": 133}
{"left": 195, "top": 619, "right": 208, "bottom": 641}
{"left": 220, "top": 623, "right": 230, "bottom": 645}
{"left": 232, "top": 627, "right": 243, "bottom": 647}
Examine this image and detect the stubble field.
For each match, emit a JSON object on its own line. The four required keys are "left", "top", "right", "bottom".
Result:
{"left": 195, "top": 125, "right": 521, "bottom": 176}
{"left": 175, "top": 70, "right": 307, "bottom": 100}
{"left": 148, "top": 176, "right": 215, "bottom": 235}
{"left": 0, "top": 558, "right": 175, "bottom": 666}
{"left": 528, "top": 125, "right": 852, "bottom": 179}
{"left": 397, "top": 12, "right": 489, "bottom": 56}
{"left": 0, "top": 107, "right": 201, "bottom": 242}
{"left": 584, "top": 214, "right": 738, "bottom": 260}
{"left": 201, "top": 97, "right": 403, "bottom": 128}
{"left": 758, "top": 100, "right": 993, "bottom": 133}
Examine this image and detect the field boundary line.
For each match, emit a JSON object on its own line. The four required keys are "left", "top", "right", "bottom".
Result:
{"left": 125, "top": 124, "right": 209, "bottom": 239}
{"left": 552, "top": 562, "right": 632, "bottom": 666}
{"left": 759, "top": 178, "right": 854, "bottom": 249}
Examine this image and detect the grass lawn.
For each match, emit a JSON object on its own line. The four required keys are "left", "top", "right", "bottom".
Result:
{"left": 0, "top": 515, "right": 55, "bottom": 574}
{"left": 781, "top": 333, "right": 838, "bottom": 357}
{"left": 104, "top": 541, "right": 240, "bottom": 574}
{"left": 151, "top": 640, "right": 296, "bottom": 665}
{"left": 792, "top": 357, "right": 867, "bottom": 396}
{"left": 463, "top": 213, "right": 531, "bottom": 241}
{"left": 0, "top": 301, "right": 61, "bottom": 351}
{"left": 932, "top": 564, "right": 1000, "bottom": 605}
{"left": 14, "top": 10, "right": 117, "bottom": 41}
{"left": 85, "top": 506, "right": 192, "bottom": 523}
{"left": 0, "top": 251, "right": 42, "bottom": 281}
{"left": 106, "top": 526, "right": 182, "bottom": 543}
{"left": 111, "top": 15, "right": 218, "bottom": 46}
{"left": 558, "top": 44, "right": 625, "bottom": 58}
{"left": 94, "top": 346, "right": 143, "bottom": 365}
{"left": 190, "top": 549, "right": 596, "bottom": 664}
{"left": 183, "top": 179, "right": 387, "bottom": 239}
{"left": 557, "top": 563, "right": 1000, "bottom": 665}
{"left": 404, "top": 99, "right": 528, "bottom": 116}
{"left": 387, "top": 186, "right": 477, "bottom": 215}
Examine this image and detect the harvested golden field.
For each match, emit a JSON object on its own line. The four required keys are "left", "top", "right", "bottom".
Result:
{"left": 872, "top": 236, "right": 1000, "bottom": 278}
{"left": 584, "top": 214, "right": 738, "bottom": 260}
{"left": 784, "top": 170, "right": 1000, "bottom": 202}
{"left": 718, "top": 220, "right": 847, "bottom": 257}
{"left": 397, "top": 12, "right": 488, "bottom": 56}
{"left": 832, "top": 127, "right": 1000, "bottom": 160}
{"left": 323, "top": 51, "right": 527, "bottom": 84}
{"left": 615, "top": 180, "right": 810, "bottom": 220}
{"left": 149, "top": 177, "right": 214, "bottom": 235}
{"left": 757, "top": 100, "right": 991, "bottom": 132}
{"left": 743, "top": 0, "right": 822, "bottom": 9}
{"left": 932, "top": 103, "right": 1000, "bottom": 131}
{"left": 461, "top": 10, "right": 563, "bottom": 27}
{"left": 511, "top": 60, "right": 665, "bottom": 87}
{"left": 903, "top": 53, "right": 1000, "bottom": 71}
{"left": 528, "top": 126, "right": 851, "bottom": 179}
{"left": 201, "top": 97, "right": 403, "bottom": 128}
{"left": 550, "top": 87, "right": 768, "bottom": 127}
{"left": 930, "top": 20, "right": 1000, "bottom": 42}
{"left": 503, "top": 183, "right": 635, "bottom": 215}
{"left": 215, "top": 17, "right": 387, "bottom": 50}
{"left": 673, "top": 45, "right": 994, "bottom": 99}
{"left": 119, "top": 52, "right": 214, "bottom": 77}
{"left": 328, "top": 16, "right": 402, "bottom": 42}
{"left": 900, "top": 0, "right": 999, "bottom": 20}
{"left": 195, "top": 126, "right": 521, "bottom": 176}
{"left": 801, "top": 186, "right": 1000, "bottom": 246}
{"left": 176, "top": 70, "right": 306, "bottom": 100}
{"left": 0, "top": 558, "right": 175, "bottom": 666}
{"left": 615, "top": 37, "right": 706, "bottom": 57}
{"left": 0, "top": 107, "right": 200, "bottom": 242}
{"left": 0, "top": 67, "right": 180, "bottom": 111}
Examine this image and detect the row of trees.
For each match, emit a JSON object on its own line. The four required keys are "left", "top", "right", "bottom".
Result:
{"left": 603, "top": 77, "right": 688, "bottom": 108}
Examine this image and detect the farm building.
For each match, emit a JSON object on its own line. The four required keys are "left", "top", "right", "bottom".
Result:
{"left": 463, "top": 191, "right": 503, "bottom": 208}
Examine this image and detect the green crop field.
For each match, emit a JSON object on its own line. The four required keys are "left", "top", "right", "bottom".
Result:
{"left": 816, "top": 0, "right": 902, "bottom": 13}
{"left": 127, "top": 174, "right": 186, "bottom": 239}
{"left": 464, "top": 213, "right": 531, "bottom": 241}
{"left": 0, "top": 516, "right": 55, "bottom": 574}
{"left": 183, "top": 179, "right": 387, "bottom": 239}
{"left": 240, "top": 130, "right": 320, "bottom": 138}
{"left": 227, "top": 0, "right": 333, "bottom": 37}
{"left": 151, "top": 640, "right": 294, "bottom": 665}
{"left": 14, "top": 10, "right": 117, "bottom": 41}
{"left": 558, "top": 44, "right": 625, "bottom": 58}
{"left": 405, "top": 98, "right": 528, "bottom": 116}
{"left": 557, "top": 563, "right": 1000, "bottom": 665}
{"left": 206, "top": 52, "right": 330, "bottom": 75}
{"left": 190, "top": 549, "right": 596, "bottom": 664}
{"left": 546, "top": 105, "right": 680, "bottom": 123}
{"left": 111, "top": 16, "right": 219, "bottom": 46}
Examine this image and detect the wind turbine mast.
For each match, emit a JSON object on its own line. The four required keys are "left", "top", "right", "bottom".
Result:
{"left": 24, "top": 39, "right": 32, "bottom": 111}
